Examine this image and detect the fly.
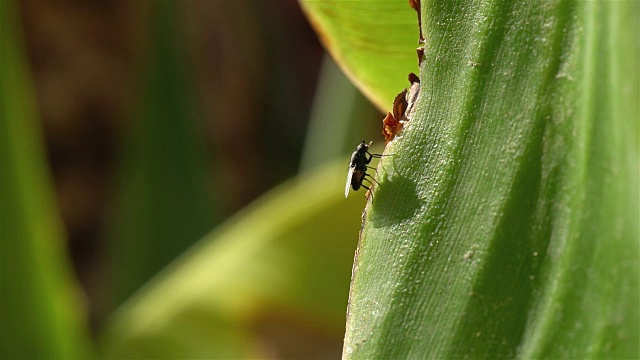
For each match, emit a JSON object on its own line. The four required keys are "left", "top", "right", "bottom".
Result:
{"left": 345, "top": 140, "right": 386, "bottom": 198}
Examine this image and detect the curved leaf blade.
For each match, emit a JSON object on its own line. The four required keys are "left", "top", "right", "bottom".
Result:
{"left": 100, "top": 162, "right": 367, "bottom": 359}
{"left": 299, "top": 0, "right": 419, "bottom": 112}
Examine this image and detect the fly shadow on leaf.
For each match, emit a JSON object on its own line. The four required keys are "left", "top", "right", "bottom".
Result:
{"left": 369, "top": 167, "right": 423, "bottom": 229}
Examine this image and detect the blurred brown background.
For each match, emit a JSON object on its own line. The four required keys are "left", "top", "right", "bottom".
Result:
{"left": 19, "top": 0, "right": 331, "bottom": 331}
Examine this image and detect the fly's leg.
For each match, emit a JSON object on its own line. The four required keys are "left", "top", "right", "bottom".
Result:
{"left": 364, "top": 152, "right": 373, "bottom": 165}
{"left": 369, "top": 152, "right": 393, "bottom": 158}
{"left": 364, "top": 173, "right": 380, "bottom": 186}
{"left": 362, "top": 184, "right": 374, "bottom": 203}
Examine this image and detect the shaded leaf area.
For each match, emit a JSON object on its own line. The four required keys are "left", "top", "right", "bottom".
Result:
{"left": 344, "top": 0, "right": 638, "bottom": 359}
{"left": 99, "top": 162, "right": 367, "bottom": 359}
{"left": 107, "top": 2, "right": 218, "bottom": 307}
{"left": 0, "top": 1, "right": 91, "bottom": 357}
{"left": 299, "top": 0, "right": 419, "bottom": 112}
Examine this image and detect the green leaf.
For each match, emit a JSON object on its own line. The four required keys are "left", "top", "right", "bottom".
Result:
{"left": 0, "top": 1, "right": 91, "bottom": 358}
{"left": 299, "top": 0, "right": 419, "bottom": 111}
{"left": 107, "top": 2, "right": 218, "bottom": 306}
{"left": 99, "top": 162, "right": 367, "bottom": 359}
{"left": 328, "top": 0, "right": 638, "bottom": 358}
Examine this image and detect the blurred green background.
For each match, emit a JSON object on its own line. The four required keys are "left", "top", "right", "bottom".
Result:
{"left": 1, "top": 1, "right": 384, "bottom": 358}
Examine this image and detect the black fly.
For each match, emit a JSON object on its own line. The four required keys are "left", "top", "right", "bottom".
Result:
{"left": 345, "top": 140, "right": 386, "bottom": 198}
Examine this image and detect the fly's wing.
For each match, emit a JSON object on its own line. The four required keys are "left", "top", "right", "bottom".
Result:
{"left": 345, "top": 168, "right": 354, "bottom": 198}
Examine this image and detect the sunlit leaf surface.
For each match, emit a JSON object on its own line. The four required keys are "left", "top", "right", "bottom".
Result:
{"left": 300, "top": 0, "right": 419, "bottom": 112}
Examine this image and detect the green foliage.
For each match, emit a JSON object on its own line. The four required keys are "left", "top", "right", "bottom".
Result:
{"left": 107, "top": 1, "right": 218, "bottom": 307}
{"left": 4, "top": 0, "right": 637, "bottom": 358}
{"left": 2, "top": 1, "right": 374, "bottom": 356}
{"left": 302, "top": 0, "right": 638, "bottom": 358}
{"left": 299, "top": 0, "right": 419, "bottom": 111}
{"left": 0, "top": 1, "right": 91, "bottom": 357}
{"left": 100, "top": 163, "right": 366, "bottom": 358}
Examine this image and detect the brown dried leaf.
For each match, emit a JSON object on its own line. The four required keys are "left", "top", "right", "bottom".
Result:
{"left": 382, "top": 112, "right": 399, "bottom": 143}
{"left": 392, "top": 89, "right": 408, "bottom": 121}
{"left": 408, "top": 0, "right": 424, "bottom": 43}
